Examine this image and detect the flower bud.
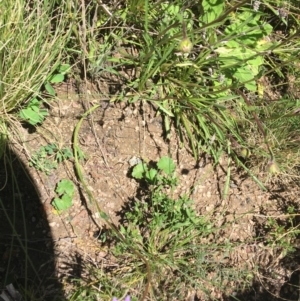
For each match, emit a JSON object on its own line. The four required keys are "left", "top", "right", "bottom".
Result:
{"left": 240, "top": 148, "right": 251, "bottom": 159}
{"left": 178, "top": 38, "right": 193, "bottom": 54}
{"left": 266, "top": 161, "right": 280, "bottom": 174}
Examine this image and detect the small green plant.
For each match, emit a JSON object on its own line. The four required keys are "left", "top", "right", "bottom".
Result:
{"left": 29, "top": 143, "right": 73, "bottom": 175}
{"left": 214, "top": 8, "right": 273, "bottom": 92}
{"left": 105, "top": 157, "right": 251, "bottom": 299}
{"left": 19, "top": 64, "right": 71, "bottom": 125}
{"left": 52, "top": 179, "right": 74, "bottom": 211}
{"left": 68, "top": 156, "right": 252, "bottom": 300}
{"left": 44, "top": 63, "right": 71, "bottom": 96}
{"left": 131, "top": 156, "right": 177, "bottom": 185}
{"left": 264, "top": 206, "right": 300, "bottom": 255}
{"left": 19, "top": 98, "right": 48, "bottom": 125}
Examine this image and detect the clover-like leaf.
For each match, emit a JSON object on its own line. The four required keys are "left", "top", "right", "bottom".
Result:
{"left": 55, "top": 179, "right": 74, "bottom": 197}
{"left": 52, "top": 194, "right": 72, "bottom": 211}
{"left": 145, "top": 168, "right": 158, "bottom": 183}
{"left": 157, "top": 156, "right": 175, "bottom": 175}
{"left": 132, "top": 162, "right": 148, "bottom": 179}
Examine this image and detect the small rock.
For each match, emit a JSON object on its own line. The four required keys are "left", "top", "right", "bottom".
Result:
{"left": 205, "top": 204, "right": 214, "bottom": 212}
{"left": 230, "top": 181, "right": 237, "bottom": 188}
{"left": 128, "top": 156, "right": 142, "bottom": 167}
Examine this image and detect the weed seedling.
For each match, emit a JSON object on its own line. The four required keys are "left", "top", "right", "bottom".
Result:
{"left": 19, "top": 98, "right": 48, "bottom": 126}
{"left": 29, "top": 143, "right": 73, "bottom": 175}
{"left": 132, "top": 156, "right": 177, "bottom": 187}
{"left": 103, "top": 156, "right": 251, "bottom": 299}
{"left": 52, "top": 179, "right": 74, "bottom": 211}
{"left": 264, "top": 206, "right": 300, "bottom": 255}
{"left": 44, "top": 64, "right": 71, "bottom": 96}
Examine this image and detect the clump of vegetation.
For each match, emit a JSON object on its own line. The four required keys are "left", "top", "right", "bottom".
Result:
{"left": 29, "top": 143, "right": 73, "bottom": 175}
{"left": 0, "top": 1, "right": 70, "bottom": 108}
{"left": 83, "top": 0, "right": 300, "bottom": 180}
{"left": 68, "top": 157, "right": 255, "bottom": 300}
{"left": 67, "top": 0, "right": 300, "bottom": 299}
{"left": 2, "top": 0, "right": 300, "bottom": 300}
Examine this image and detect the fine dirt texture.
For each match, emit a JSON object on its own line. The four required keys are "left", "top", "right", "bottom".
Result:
{"left": 5, "top": 80, "right": 300, "bottom": 300}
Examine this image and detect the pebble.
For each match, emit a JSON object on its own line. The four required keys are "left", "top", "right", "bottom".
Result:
{"left": 206, "top": 204, "right": 214, "bottom": 212}
{"left": 128, "top": 156, "right": 142, "bottom": 167}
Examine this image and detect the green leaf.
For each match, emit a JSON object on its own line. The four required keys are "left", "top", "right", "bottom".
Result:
{"left": 200, "top": 0, "right": 224, "bottom": 24}
{"left": 28, "top": 98, "right": 40, "bottom": 107}
{"left": 224, "top": 11, "right": 272, "bottom": 46}
{"left": 45, "top": 82, "right": 56, "bottom": 96}
{"left": 157, "top": 156, "right": 175, "bottom": 175}
{"left": 52, "top": 194, "right": 72, "bottom": 211}
{"left": 145, "top": 168, "right": 157, "bottom": 182}
{"left": 132, "top": 162, "right": 148, "bottom": 179}
{"left": 58, "top": 64, "right": 71, "bottom": 74}
{"left": 45, "top": 143, "right": 57, "bottom": 155}
{"left": 19, "top": 108, "right": 43, "bottom": 125}
{"left": 244, "top": 81, "right": 257, "bottom": 92}
{"left": 56, "top": 179, "right": 74, "bottom": 196}
{"left": 233, "top": 65, "right": 258, "bottom": 92}
{"left": 62, "top": 147, "right": 73, "bottom": 160}
{"left": 49, "top": 73, "right": 64, "bottom": 83}
{"left": 248, "top": 55, "right": 263, "bottom": 68}
{"left": 100, "top": 211, "right": 109, "bottom": 220}
{"left": 56, "top": 153, "right": 63, "bottom": 163}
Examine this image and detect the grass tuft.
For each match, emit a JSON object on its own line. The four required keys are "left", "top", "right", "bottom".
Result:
{"left": 0, "top": 0, "right": 72, "bottom": 154}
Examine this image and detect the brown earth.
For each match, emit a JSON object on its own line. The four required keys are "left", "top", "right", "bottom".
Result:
{"left": 2, "top": 80, "right": 300, "bottom": 300}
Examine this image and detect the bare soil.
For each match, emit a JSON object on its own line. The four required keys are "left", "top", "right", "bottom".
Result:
{"left": 2, "top": 80, "right": 300, "bottom": 300}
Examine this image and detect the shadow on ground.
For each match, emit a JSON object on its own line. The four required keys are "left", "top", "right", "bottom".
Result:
{"left": 0, "top": 149, "right": 65, "bottom": 301}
